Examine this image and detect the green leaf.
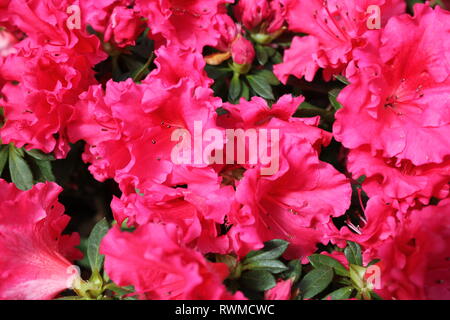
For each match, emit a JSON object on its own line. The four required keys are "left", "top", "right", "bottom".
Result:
{"left": 87, "top": 218, "right": 110, "bottom": 273}
{"left": 0, "top": 145, "right": 8, "bottom": 175}
{"left": 244, "top": 259, "right": 288, "bottom": 274}
{"left": 308, "top": 254, "right": 349, "bottom": 277}
{"left": 323, "top": 286, "right": 354, "bottom": 300}
{"left": 34, "top": 159, "right": 55, "bottom": 182}
{"left": 333, "top": 75, "right": 350, "bottom": 85}
{"left": 254, "top": 69, "right": 280, "bottom": 86}
{"left": 24, "top": 149, "right": 55, "bottom": 161}
{"left": 229, "top": 73, "right": 242, "bottom": 102}
{"left": 344, "top": 241, "right": 363, "bottom": 266}
{"left": 247, "top": 74, "right": 275, "bottom": 100}
{"left": 282, "top": 260, "right": 302, "bottom": 282}
{"left": 240, "top": 270, "right": 276, "bottom": 291}
{"left": 105, "top": 284, "right": 138, "bottom": 300}
{"left": 328, "top": 88, "right": 344, "bottom": 110}
{"left": 205, "top": 65, "right": 232, "bottom": 80}
{"left": 241, "top": 80, "right": 250, "bottom": 100}
{"left": 299, "top": 267, "right": 334, "bottom": 299}
{"left": 9, "top": 146, "right": 33, "bottom": 190}
{"left": 245, "top": 239, "right": 289, "bottom": 263}
{"left": 270, "top": 51, "right": 283, "bottom": 64}
{"left": 367, "top": 259, "right": 380, "bottom": 267}
{"left": 255, "top": 44, "right": 268, "bottom": 65}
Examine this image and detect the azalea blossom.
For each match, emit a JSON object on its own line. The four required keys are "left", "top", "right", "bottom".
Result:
{"left": 334, "top": 4, "right": 450, "bottom": 165}
{"left": 0, "top": 180, "right": 82, "bottom": 300}
{"left": 274, "top": 0, "right": 406, "bottom": 82}
{"left": 101, "top": 222, "right": 245, "bottom": 299}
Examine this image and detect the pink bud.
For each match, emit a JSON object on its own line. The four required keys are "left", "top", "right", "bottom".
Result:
{"left": 231, "top": 34, "right": 255, "bottom": 65}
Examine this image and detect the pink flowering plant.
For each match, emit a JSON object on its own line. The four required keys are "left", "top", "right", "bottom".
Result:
{"left": 0, "top": 0, "right": 448, "bottom": 301}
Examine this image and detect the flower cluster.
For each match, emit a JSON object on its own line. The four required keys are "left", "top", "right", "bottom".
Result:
{"left": 0, "top": 0, "right": 448, "bottom": 301}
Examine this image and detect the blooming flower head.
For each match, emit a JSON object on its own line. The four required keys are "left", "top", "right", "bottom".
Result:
{"left": 347, "top": 146, "right": 450, "bottom": 212}
{"left": 69, "top": 45, "right": 221, "bottom": 186}
{"left": 135, "top": 0, "right": 233, "bottom": 51}
{"left": 101, "top": 222, "right": 245, "bottom": 299}
{"left": 229, "top": 136, "right": 351, "bottom": 260}
{"left": 0, "top": 180, "right": 82, "bottom": 300}
{"left": 365, "top": 200, "right": 450, "bottom": 300}
{"left": 334, "top": 4, "right": 450, "bottom": 166}
{"left": 274, "top": 0, "right": 406, "bottom": 82}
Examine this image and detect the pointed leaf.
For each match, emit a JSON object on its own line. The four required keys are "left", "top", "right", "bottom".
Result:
{"left": 299, "top": 267, "right": 334, "bottom": 299}
{"left": 323, "top": 286, "right": 354, "bottom": 300}
{"left": 244, "top": 259, "right": 288, "bottom": 274}
{"left": 240, "top": 270, "right": 276, "bottom": 292}
{"left": 9, "top": 146, "right": 33, "bottom": 190}
{"left": 345, "top": 241, "right": 363, "bottom": 266}
{"left": 245, "top": 239, "right": 289, "bottom": 262}
{"left": 247, "top": 74, "right": 275, "bottom": 100}
{"left": 87, "top": 218, "right": 110, "bottom": 273}
{"left": 308, "top": 254, "right": 349, "bottom": 277}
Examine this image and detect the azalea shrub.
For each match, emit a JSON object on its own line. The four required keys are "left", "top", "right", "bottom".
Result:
{"left": 0, "top": 0, "right": 449, "bottom": 301}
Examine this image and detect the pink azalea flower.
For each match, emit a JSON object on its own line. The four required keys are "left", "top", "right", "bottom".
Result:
{"left": 135, "top": 0, "right": 233, "bottom": 51}
{"left": 220, "top": 95, "right": 332, "bottom": 151}
{"left": 347, "top": 146, "right": 450, "bottom": 212}
{"left": 68, "top": 45, "right": 220, "bottom": 186}
{"left": 0, "top": 180, "right": 82, "bottom": 300}
{"left": 274, "top": 0, "right": 405, "bottom": 82}
{"left": 364, "top": 200, "right": 450, "bottom": 300}
{"left": 101, "top": 222, "right": 245, "bottom": 299}
{"left": 229, "top": 136, "right": 351, "bottom": 260}
{"left": 111, "top": 177, "right": 235, "bottom": 254}
{"left": 0, "top": 37, "right": 104, "bottom": 157}
{"left": 334, "top": 4, "right": 450, "bottom": 166}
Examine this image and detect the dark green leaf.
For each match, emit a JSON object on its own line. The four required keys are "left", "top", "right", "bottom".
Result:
{"left": 205, "top": 65, "right": 232, "bottom": 80}
{"left": 299, "top": 267, "right": 334, "bottom": 299}
{"left": 345, "top": 241, "right": 363, "bottom": 266}
{"left": 24, "top": 149, "right": 55, "bottom": 161}
{"left": 367, "top": 259, "right": 380, "bottom": 267}
{"left": 240, "top": 270, "right": 276, "bottom": 291}
{"left": 244, "top": 259, "right": 288, "bottom": 274}
{"left": 323, "top": 286, "right": 353, "bottom": 300}
{"left": 254, "top": 69, "right": 280, "bottom": 86}
{"left": 34, "top": 159, "right": 55, "bottom": 182}
{"left": 241, "top": 80, "right": 250, "bottom": 100}
{"left": 247, "top": 74, "right": 275, "bottom": 100}
{"left": 255, "top": 44, "right": 268, "bottom": 65}
{"left": 270, "top": 51, "right": 283, "bottom": 64}
{"left": 0, "top": 145, "right": 8, "bottom": 175}
{"left": 329, "top": 88, "right": 344, "bottom": 110}
{"left": 333, "top": 75, "right": 350, "bottom": 85}
{"left": 308, "top": 254, "right": 349, "bottom": 277}
{"left": 229, "top": 73, "right": 242, "bottom": 102}
{"left": 245, "top": 239, "right": 289, "bottom": 262}
{"left": 282, "top": 260, "right": 302, "bottom": 282}
{"left": 9, "top": 146, "right": 33, "bottom": 190}
{"left": 87, "top": 218, "right": 110, "bottom": 273}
